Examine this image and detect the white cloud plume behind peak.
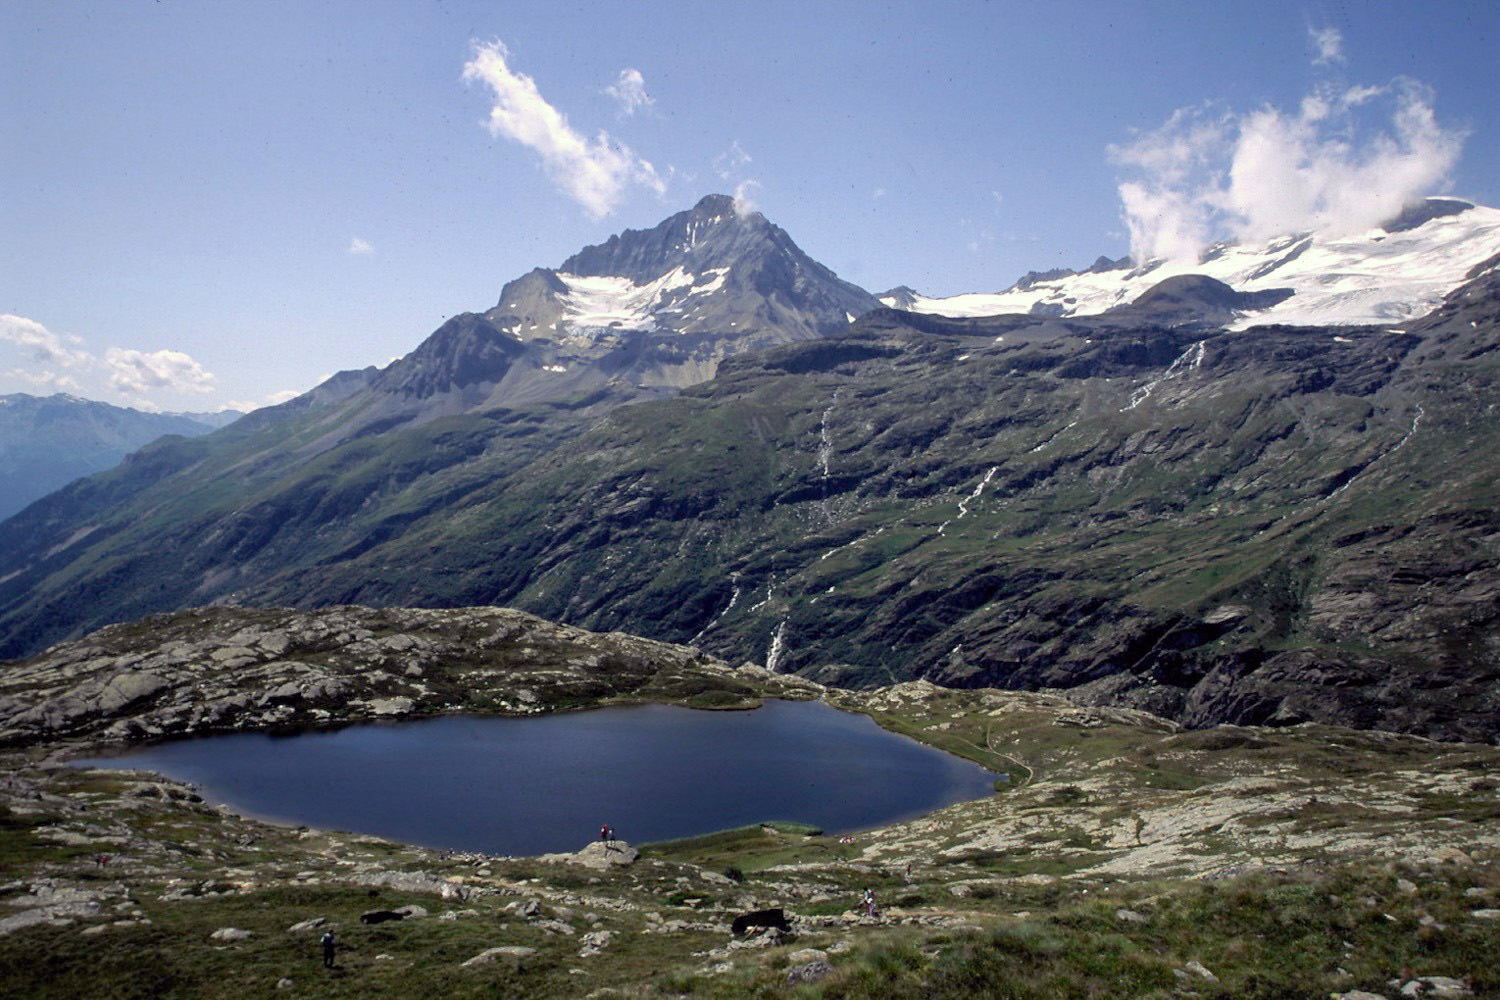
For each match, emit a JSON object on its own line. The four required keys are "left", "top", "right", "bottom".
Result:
{"left": 732, "top": 179, "right": 761, "bottom": 219}
{"left": 1111, "top": 75, "right": 1465, "bottom": 263}
{"left": 463, "top": 40, "right": 665, "bottom": 218}
{"left": 605, "top": 68, "right": 653, "bottom": 116}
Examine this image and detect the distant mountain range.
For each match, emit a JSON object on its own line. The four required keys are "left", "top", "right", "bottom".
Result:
{"left": 1, "top": 195, "right": 1496, "bottom": 742}
{"left": 0, "top": 394, "right": 239, "bottom": 521}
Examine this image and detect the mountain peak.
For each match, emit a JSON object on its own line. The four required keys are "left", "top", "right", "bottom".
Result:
{"left": 484, "top": 196, "right": 878, "bottom": 353}
{"left": 690, "top": 192, "right": 741, "bottom": 217}
{"left": 555, "top": 195, "right": 769, "bottom": 282}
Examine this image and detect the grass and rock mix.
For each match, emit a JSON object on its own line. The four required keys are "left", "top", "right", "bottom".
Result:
{"left": 4, "top": 618, "right": 1497, "bottom": 998}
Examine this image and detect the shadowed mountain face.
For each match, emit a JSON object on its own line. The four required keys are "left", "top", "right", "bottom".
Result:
{"left": 0, "top": 394, "right": 237, "bottom": 521}
{"left": 1, "top": 204, "right": 1497, "bottom": 743}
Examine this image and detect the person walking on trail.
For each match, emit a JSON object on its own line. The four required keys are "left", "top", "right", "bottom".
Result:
{"left": 863, "top": 888, "right": 877, "bottom": 917}
{"left": 321, "top": 931, "right": 336, "bottom": 968}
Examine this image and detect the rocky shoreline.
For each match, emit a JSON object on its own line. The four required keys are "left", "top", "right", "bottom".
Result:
{"left": 3, "top": 605, "right": 1498, "bottom": 997}
{"left": 0, "top": 604, "right": 828, "bottom": 751}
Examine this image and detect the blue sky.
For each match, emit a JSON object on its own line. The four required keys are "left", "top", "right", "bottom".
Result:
{"left": 3, "top": 0, "right": 1497, "bottom": 412}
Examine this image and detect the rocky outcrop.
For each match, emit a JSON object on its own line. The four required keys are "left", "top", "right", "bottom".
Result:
{"left": 0, "top": 605, "right": 772, "bottom": 747}
{"left": 538, "top": 840, "right": 641, "bottom": 870}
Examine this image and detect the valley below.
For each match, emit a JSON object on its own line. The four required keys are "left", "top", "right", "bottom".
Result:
{"left": 2, "top": 605, "right": 1497, "bottom": 998}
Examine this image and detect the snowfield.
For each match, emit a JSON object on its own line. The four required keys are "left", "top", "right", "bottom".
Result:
{"left": 554, "top": 266, "right": 731, "bottom": 334}
{"left": 890, "top": 201, "right": 1500, "bottom": 329}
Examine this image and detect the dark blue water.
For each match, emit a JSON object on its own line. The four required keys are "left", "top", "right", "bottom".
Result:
{"left": 73, "top": 699, "right": 996, "bottom": 855}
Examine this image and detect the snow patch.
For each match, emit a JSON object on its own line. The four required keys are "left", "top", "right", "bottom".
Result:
{"left": 552, "top": 265, "right": 732, "bottom": 335}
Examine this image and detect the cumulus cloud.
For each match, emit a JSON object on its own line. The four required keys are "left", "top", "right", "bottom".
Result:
{"left": 3, "top": 313, "right": 224, "bottom": 406}
{"left": 1111, "top": 75, "right": 1465, "bottom": 262}
{"left": 605, "top": 68, "right": 653, "bottom": 116}
{"left": 347, "top": 236, "right": 374, "bottom": 255}
{"left": 0, "top": 312, "right": 91, "bottom": 368}
{"left": 463, "top": 40, "right": 665, "bottom": 218}
{"left": 104, "top": 348, "right": 217, "bottom": 396}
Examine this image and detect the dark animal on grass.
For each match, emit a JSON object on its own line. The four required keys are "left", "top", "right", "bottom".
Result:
{"left": 360, "top": 909, "right": 406, "bottom": 924}
{"left": 732, "top": 907, "right": 791, "bottom": 936}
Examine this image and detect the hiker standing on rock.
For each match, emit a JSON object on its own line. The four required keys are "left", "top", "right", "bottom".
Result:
{"left": 321, "top": 931, "right": 336, "bottom": 968}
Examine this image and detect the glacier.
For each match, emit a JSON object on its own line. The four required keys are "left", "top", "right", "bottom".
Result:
{"left": 890, "top": 200, "right": 1500, "bottom": 329}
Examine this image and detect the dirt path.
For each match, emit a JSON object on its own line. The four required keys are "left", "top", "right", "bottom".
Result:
{"left": 976, "top": 724, "right": 1036, "bottom": 786}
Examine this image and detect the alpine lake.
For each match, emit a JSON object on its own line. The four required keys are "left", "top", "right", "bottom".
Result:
{"left": 71, "top": 699, "right": 1000, "bottom": 855}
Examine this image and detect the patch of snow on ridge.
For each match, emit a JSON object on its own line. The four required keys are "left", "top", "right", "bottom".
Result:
{"left": 554, "top": 265, "right": 732, "bottom": 334}
{"left": 901, "top": 202, "right": 1500, "bottom": 329}
{"left": 693, "top": 266, "right": 730, "bottom": 294}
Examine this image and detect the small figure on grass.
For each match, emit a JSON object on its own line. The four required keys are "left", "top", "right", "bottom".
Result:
{"left": 321, "top": 931, "right": 336, "bottom": 969}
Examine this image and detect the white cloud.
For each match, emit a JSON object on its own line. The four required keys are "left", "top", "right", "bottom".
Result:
{"left": 463, "top": 40, "right": 665, "bottom": 218}
{"left": 221, "top": 387, "right": 301, "bottom": 413}
{"left": 604, "top": 68, "right": 653, "bottom": 116}
{"left": 1310, "top": 25, "right": 1344, "bottom": 65}
{"left": 3, "top": 312, "right": 230, "bottom": 407}
{"left": 0, "top": 312, "right": 91, "bottom": 368}
{"left": 104, "top": 348, "right": 217, "bottom": 396}
{"left": 1108, "top": 106, "right": 1231, "bottom": 261}
{"left": 347, "top": 236, "right": 374, "bottom": 255}
{"left": 714, "top": 141, "right": 752, "bottom": 182}
{"left": 732, "top": 179, "right": 761, "bottom": 218}
{"left": 4, "top": 367, "right": 81, "bottom": 392}
{"left": 1111, "top": 75, "right": 1464, "bottom": 262}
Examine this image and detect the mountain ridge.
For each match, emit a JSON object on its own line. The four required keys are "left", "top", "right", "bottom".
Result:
{"left": 0, "top": 393, "right": 240, "bottom": 521}
{"left": 1, "top": 197, "right": 1497, "bottom": 742}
